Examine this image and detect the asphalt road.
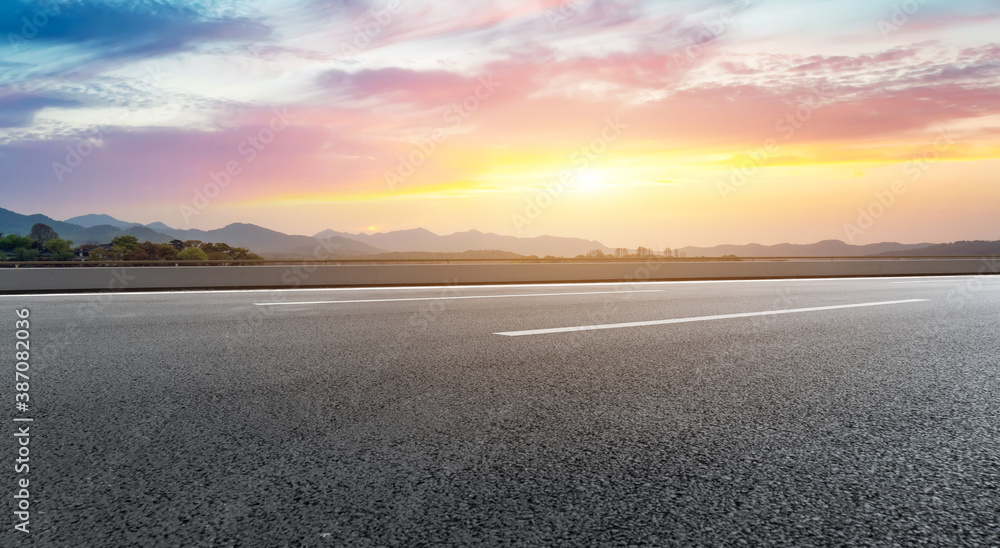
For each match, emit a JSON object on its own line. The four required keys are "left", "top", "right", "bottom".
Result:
{"left": 3, "top": 275, "right": 1000, "bottom": 546}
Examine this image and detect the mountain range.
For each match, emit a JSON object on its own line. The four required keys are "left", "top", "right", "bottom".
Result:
{"left": 2, "top": 208, "right": 606, "bottom": 258}
{"left": 1, "top": 208, "right": 379, "bottom": 258}
{"left": 677, "top": 240, "right": 935, "bottom": 258}
{"left": 64, "top": 214, "right": 142, "bottom": 230}
{"left": 1, "top": 208, "right": 172, "bottom": 248}
{"left": 876, "top": 240, "right": 1000, "bottom": 257}
{"left": 1, "top": 207, "right": 995, "bottom": 259}
{"left": 313, "top": 228, "right": 610, "bottom": 257}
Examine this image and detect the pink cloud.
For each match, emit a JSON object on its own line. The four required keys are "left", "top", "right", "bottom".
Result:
{"left": 618, "top": 79, "right": 1000, "bottom": 149}
{"left": 318, "top": 68, "right": 481, "bottom": 109}
{"left": 6, "top": 20, "right": 999, "bottom": 218}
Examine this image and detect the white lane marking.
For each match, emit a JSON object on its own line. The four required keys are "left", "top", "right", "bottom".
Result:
{"left": 494, "top": 299, "right": 929, "bottom": 337}
{"left": 1, "top": 274, "right": 991, "bottom": 299}
{"left": 253, "top": 289, "right": 666, "bottom": 306}
{"left": 891, "top": 278, "right": 987, "bottom": 284}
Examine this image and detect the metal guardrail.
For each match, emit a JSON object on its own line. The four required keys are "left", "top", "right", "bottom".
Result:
{"left": 0, "top": 256, "right": 996, "bottom": 267}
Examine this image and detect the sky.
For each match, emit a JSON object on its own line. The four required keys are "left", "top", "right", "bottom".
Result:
{"left": 1, "top": 0, "right": 999, "bottom": 248}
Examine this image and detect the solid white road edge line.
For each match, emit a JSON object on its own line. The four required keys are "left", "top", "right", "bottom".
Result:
{"left": 253, "top": 289, "right": 666, "bottom": 306}
{"left": 494, "top": 299, "right": 929, "bottom": 336}
{"left": 890, "top": 278, "right": 988, "bottom": 284}
{"left": 1, "top": 275, "right": 988, "bottom": 299}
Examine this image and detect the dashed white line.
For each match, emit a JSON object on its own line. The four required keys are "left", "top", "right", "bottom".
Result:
{"left": 253, "top": 289, "right": 666, "bottom": 306}
{"left": 494, "top": 299, "right": 929, "bottom": 336}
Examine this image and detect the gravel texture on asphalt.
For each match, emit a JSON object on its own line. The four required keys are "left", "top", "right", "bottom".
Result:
{"left": 2, "top": 276, "right": 999, "bottom": 546}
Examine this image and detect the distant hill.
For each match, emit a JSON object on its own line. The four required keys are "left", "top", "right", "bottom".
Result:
{"left": 63, "top": 214, "right": 138, "bottom": 229}
{"left": 156, "top": 223, "right": 384, "bottom": 258}
{"left": 359, "top": 250, "right": 524, "bottom": 260}
{"left": 2, "top": 208, "right": 380, "bottom": 258}
{"left": 12, "top": 207, "right": 994, "bottom": 260}
{"left": 121, "top": 225, "right": 174, "bottom": 244}
{"left": 145, "top": 222, "right": 177, "bottom": 232}
{"left": 315, "top": 228, "right": 611, "bottom": 257}
{"left": 678, "top": 240, "right": 934, "bottom": 258}
{"left": 0, "top": 207, "right": 175, "bottom": 245}
{"left": 875, "top": 240, "right": 1000, "bottom": 257}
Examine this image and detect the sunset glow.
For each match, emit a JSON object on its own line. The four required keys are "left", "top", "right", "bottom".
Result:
{"left": 2, "top": 0, "right": 999, "bottom": 247}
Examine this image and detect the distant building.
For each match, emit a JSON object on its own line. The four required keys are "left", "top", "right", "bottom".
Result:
{"left": 73, "top": 244, "right": 113, "bottom": 260}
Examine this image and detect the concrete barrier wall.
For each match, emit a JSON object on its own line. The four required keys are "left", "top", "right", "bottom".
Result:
{"left": 2, "top": 259, "right": 999, "bottom": 293}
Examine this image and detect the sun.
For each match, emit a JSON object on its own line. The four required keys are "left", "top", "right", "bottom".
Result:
{"left": 573, "top": 168, "right": 614, "bottom": 192}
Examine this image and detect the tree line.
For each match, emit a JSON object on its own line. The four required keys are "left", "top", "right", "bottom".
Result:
{"left": 0, "top": 223, "right": 263, "bottom": 262}
{"left": 579, "top": 247, "right": 688, "bottom": 259}
{"left": 0, "top": 223, "right": 73, "bottom": 261}
{"left": 87, "top": 236, "right": 264, "bottom": 261}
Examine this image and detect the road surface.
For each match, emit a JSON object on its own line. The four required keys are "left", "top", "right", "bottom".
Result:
{"left": 3, "top": 275, "right": 1000, "bottom": 546}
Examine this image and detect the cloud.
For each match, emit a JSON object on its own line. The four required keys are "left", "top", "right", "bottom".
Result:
{"left": 317, "top": 67, "right": 477, "bottom": 108}
{"left": 619, "top": 76, "right": 1000, "bottom": 150}
{"left": 0, "top": 107, "right": 393, "bottom": 207}
{"left": 1, "top": 0, "right": 269, "bottom": 65}
{"left": 788, "top": 48, "right": 922, "bottom": 73}
{"left": 3, "top": 0, "right": 999, "bottom": 220}
{"left": 0, "top": 94, "right": 81, "bottom": 127}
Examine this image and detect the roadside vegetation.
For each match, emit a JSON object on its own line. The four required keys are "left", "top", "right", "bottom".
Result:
{"left": 0, "top": 223, "right": 263, "bottom": 262}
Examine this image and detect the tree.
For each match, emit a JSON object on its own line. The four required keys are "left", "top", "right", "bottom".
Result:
{"left": 106, "top": 240, "right": 181, "bottom": 261}
{"left": 586, "top": 249, "right": 605, "bottom": 258}
{"left": 45, "top": 239, "right": 75, "bottom": 261}
{"left": 128, "top": 241, "right": 152, "bottom": 261}
{"left": 110, "top": 235, "right": 139, "bottom": 251}
{"left": 202, "top": 242, "right": 232, "bottom": 255}
{"left": 0, "top": 234, "right": 33, "bottom": 251}
{"left": 88, "top": 247, "right": 112, "bottom": 261}
{"left": 29, "top": 224, "right": 59, "bottom": 248}
{"left": 226, "top": 246, "right": 255, "bottom": 260}
{"left": 13, "top": 247, "right": 39, "bottom": 261}
{"left": 156, "top": 244, "right": 179, "bottom": 261}
{"left": 664, "top": 247, "right": 672, "bottom": 258}
{"left": 177, "top": 247, "right": 209, "bottom": 261}
{"left": 169, "top": 239, "right": 185, "bottom": 251}
{"left": 110, "top": 235, "right": 139, "bottom": 259}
